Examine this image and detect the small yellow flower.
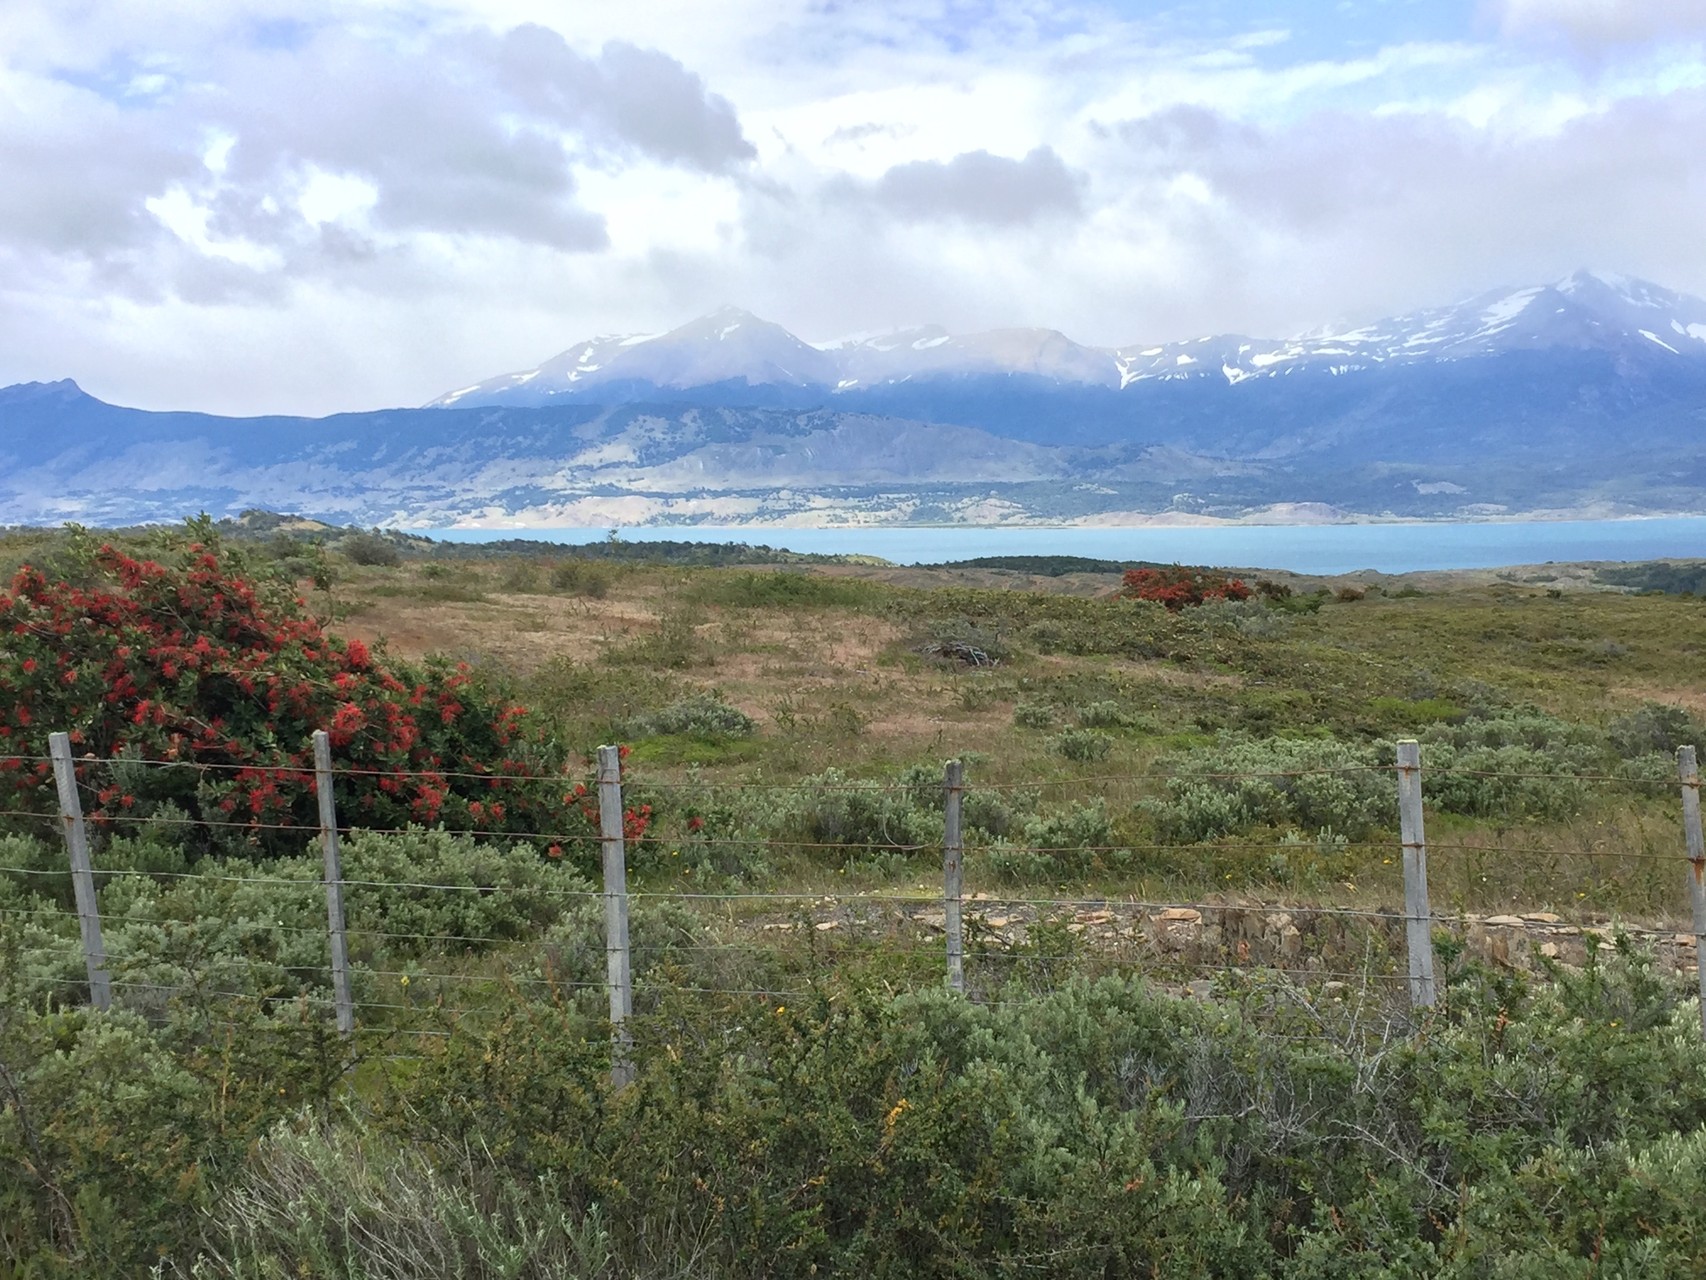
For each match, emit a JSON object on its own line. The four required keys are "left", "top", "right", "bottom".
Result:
{"left": 400, "top": 974, "right": 410, "bottom": 988}
{"left": 775, "top": 1005, "right": 786, "bottom": 1016}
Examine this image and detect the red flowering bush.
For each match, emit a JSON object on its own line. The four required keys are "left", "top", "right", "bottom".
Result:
{"left": 0, "top": 532, "right": 649, "bottom": 857}
{"left": 1120, "top": 566, "right": 1253, "bottom": 611}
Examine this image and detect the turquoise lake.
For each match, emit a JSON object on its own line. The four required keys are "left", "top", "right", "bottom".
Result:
{"left": 422, "top": 517, "right": 1706, "bottom": 576}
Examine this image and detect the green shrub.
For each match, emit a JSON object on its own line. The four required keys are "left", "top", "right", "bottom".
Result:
{"left": 623, "top": 693, "right": 755, "bottom": 740}
{"left": 989, "top": 802, "right": 1116, "bottom": 880}
{"left": 1610, "top": 701, "right": 1702, "bottom": 758}
{"left": 1368, "top": 695, "right": 1465, "bottom": 726}
{"left": 956, "top": 681, "right": 999, "bottom": 712}
{"left": 534, "top": 893, "right": 702, "bottom": 986}
{"left": 603, "top": 608, "right": 707, "bottom": 669}
{"left": 337, "top": 828, "right": 578, "bottom": 958}
{"left": 1145, "top": 735, "right": 1389, "bottom": 843}
{"left": 499, "top": 559, "right": 544, "bottom": 593}
{"left": 1194, "top": 596, "right": 1292, "bottom": 638}
{"left": 1419, "top": 711, "right": 1625, "bottom": 820}
{"left": 9, "top": 945, "right": 1706, "bottom": 1274}
{"left": 0, "top": 1003, "right": 345, "bottom": 1275}
{"left": 787, "top": 769, "right": 940, "bottom": 856}
{"left": 339, "top": 532, "right": 401, "bottom": 567}
{"left": 1073, "top": 700, "right": 1128, "bottom": 728}
{"left": 961, "top": 789, "right": 1016, "bottom": 839}
{"left": 199, "top": 1122, "right": 614, "bottom": 1280}
{"left": 1012, "top": 700, "right": 1054, "bottom": 729}
{"left": 1051, "top": 729, "right": 1113, "bottom": 762}
{"left": 549, "top": 558, "right": 616, "bottom": 598}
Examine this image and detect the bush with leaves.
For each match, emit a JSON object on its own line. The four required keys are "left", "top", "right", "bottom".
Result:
{"left": 1609, "top": 701, "right": 1703, "bottom": 758}
{"left": 0, "top": 1002, "right": 346, "bottom": 1277}
{"left": 1145, "top": 734, "right": 1390, "bottom": 843}
{"left": 338, "top": 531, "right": 402, "bottom": 567}
{"left": 1052, "top": 728, "right": 1113, "bottom": 762}
{"left": 6, "top": 829, "right": 592, "bottom": 1013}
{"left": 549, "top": 557, "right": 617, "bottom": 598}
{"left": 197, "top": 1123, "right": 616, "bottom": 1280}
{"left": 1121, "top": 565, "right": 1253, "bottom": 611}
{"left": 0, "top": 526, "right": 646, "bottom": 857}
{"left": 987, "top": 801, "right": 1116, "bottom": 880}
{"left": 1419, "top": 710, "right": 1663, "bottom": 821}
{"left": 622, "top": 692, "right": 755, "bottom": 740}
{"left": 1012, "top": 700, "right": 1054, "bottom": 729}
{"left": 9, "top": 936, "right": 1706, "bottom": 1274}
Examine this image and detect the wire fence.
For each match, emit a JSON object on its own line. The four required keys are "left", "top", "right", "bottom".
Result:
{"left": 3, "top": 731, "right": 1705, "bottom": 1080}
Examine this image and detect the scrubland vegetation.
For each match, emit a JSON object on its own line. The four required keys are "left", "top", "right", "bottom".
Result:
{"left": 5, "top": 519, "right": 1706, "bottom": 1275}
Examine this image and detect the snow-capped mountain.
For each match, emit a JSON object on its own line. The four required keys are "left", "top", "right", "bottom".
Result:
{"left": 435, "top": 306, "right": 840, "bottom": 406}
{"left": 429, "top": 271, "right": 1706, "bottom": 407}
{"left": 9, "top": 270, "right": 1706, "bottom": 529}
{"left": 1112, "top": 269, "right": 1706, "bottom": 386}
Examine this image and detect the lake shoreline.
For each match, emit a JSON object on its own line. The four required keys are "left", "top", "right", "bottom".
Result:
{"left": 416, "top": 515, "right": 1706, "bottom": 576}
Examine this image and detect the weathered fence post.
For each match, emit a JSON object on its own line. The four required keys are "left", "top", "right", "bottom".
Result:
{"left": 48, "top": 732, "right": 110, "bottom": 1011}
{"left": 311, "top": 730, "right": 355, "bottom": 1037}
{"left": 943, "top": 760, "right": 965, "bottom": 993}
{"left": 1675, "top": 746, "right": 1706, "bottom": 1040}
{"left": 598, "top": 745, "right": 635, "bottom": 1088}
{"left": 1395, "top": 740, "right": 1437, "bottom": 1009}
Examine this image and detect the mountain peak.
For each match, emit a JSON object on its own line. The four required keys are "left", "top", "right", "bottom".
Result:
{"left": 702, "top": 304, "right": 759, "bottom": 323}
{"left": 0, "top": 378, "right": 89, "bottom": 406}
{"left": 1557, "top": 267, "right": 1630, "bottom": 294}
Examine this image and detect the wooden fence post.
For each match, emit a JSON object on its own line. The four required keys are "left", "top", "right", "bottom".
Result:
{"left": 598, "top": 745, "right": 635, "bottom": 1088}
{"left": 1675, "top": 746, "right": 1706, "bottom": 1041}
{"left": 943, "top": 760, "right": 965, "bottom": 993}
{"left": 47, "top": 732, "right": 110, "bottom": 1011}
{"left": 311, "top": 730, "right": 355, "bottom": 1037}
{"left": 1395, "top": 740, "right": 1437, "bottom": 1009}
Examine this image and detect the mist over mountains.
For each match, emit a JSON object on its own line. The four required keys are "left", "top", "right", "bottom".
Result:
{"left": 4, "top": 270, "right": 1706, "bottom": 528}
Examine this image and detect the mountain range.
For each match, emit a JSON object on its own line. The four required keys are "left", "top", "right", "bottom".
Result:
{"left": 430, "top": 269, "right": 1706, "bottom": 410}
{"left": 4, "top": 269, "right": 1706, "bottom": 528}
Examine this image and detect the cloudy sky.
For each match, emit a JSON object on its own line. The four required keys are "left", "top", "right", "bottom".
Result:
{"left": 3, "top": 0, "right": 1704, "bottom": 415}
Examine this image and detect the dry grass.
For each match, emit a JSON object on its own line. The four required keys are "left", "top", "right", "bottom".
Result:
{"left": 315, "top": 554, "right": 1706, "bottom": 933}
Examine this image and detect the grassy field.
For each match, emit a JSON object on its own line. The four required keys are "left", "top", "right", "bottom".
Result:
{"left": 312, "top": 548, "right": 1706, "bottom": 930}
{"left": 334, "top": 553, "right": 1706, "bottom": 762}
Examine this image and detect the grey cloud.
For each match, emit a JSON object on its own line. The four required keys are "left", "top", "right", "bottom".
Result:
{"left": 0, "top": 92, "right": 200, "bottom": 260}
{"left": 824, "top": 121, "right": 915, "bottom": 147}
{"left": 1492, "top": 0, "right": 1706, "bottom": 49}
{"left": 849, "top": 146, "right": 1085, "bottom": 226}
{"left": 0, "top": 20, "right": 758, "bottom": 304}
{"left": 1107, "top": 105, "right": 1258, "bottom": 157}
{"left": 591, "top": 42, "right": 757, "bottom": 171}
{"left": 487, "top": 26, "right": 755, "bottom": 173}
{"left": 206, "top": 29, "right": 614, "bottom": 252}
{"left": 222, "top": 26, "right": 755, "bottom": 246}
